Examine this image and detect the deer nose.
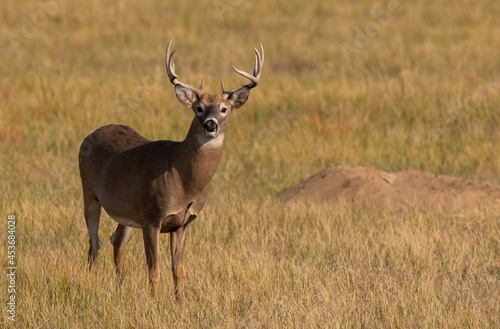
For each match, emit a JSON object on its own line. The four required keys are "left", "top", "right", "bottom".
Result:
{"left": 203, "top": 119, "right": 218, "bottom": 133}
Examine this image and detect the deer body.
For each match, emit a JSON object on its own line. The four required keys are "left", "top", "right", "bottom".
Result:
{"left": 79, "top": 39, "right": 263, "bottom": 296}
{"left": 82, "top": 123, "right": 219, "bottom": 231}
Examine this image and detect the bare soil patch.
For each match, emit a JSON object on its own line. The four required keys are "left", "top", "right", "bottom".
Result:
{"left": 278, "top": 166, "right": 500, "bottom": 211}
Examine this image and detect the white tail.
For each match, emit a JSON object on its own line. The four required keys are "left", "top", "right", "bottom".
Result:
{"left": 78, "top": 38, "right": 264, "bottom": 296}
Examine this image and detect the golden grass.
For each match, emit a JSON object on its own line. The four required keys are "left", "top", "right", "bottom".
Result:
{"left": 1, "top": 0, "right": 500, "bottom": 327}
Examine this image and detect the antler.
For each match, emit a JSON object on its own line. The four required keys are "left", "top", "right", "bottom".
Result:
{"left": 221, "top": 44, "right": 264, "bottom": 94}
{"left": 166, "top": 37, "right": 204, "bottom": 94}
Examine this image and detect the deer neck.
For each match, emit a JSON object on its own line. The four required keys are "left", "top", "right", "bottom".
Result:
{"left": 175, "top": 121, "right": 225, "bottom": 192}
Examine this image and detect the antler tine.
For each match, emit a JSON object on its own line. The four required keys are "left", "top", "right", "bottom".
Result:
{"left": 253, "top": 44, "right": 264, "bottom": 75}
{"left": 220, "top": 77, "right": 226, "bottom": 93}
{"left": 165, "top": 37, "right": 202, "bottom": 94}
{"left": 165, "top": 38, "right": 178, "bottom": 85}
{"left": 224, "top": 43, "right": 264, "bottom": 94}
{"left": 252, "top": 53, "right": 258, "bottom": 76}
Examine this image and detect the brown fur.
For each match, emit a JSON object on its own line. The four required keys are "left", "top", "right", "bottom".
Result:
{"left": 79, "top": 99, "right": 228, "bottom": 295}
{"left": 79, "top": 39, "right": 263, "bottom": 297}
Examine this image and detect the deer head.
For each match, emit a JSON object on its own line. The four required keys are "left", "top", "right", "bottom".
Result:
{"left": 166, "top": 38, "right": 264, "bottom": 144}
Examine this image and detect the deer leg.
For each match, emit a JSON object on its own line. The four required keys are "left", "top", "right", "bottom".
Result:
{"left": 84, "top": 197, "right": 102, "bottom": 270}
{"left": 110, "top": 224, "right": 132, "bottom": 278}
{"left": 170, "top": 225, "right": 190, "bottom": 296}
{"left": 142, "top": 222, "right": 161, "bottom": 296}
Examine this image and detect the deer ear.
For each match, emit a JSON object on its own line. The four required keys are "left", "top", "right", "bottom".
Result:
{"left": 175, "top": 85, "right": 198, "bottom": 107}
{"left": 227, "top": 87, "right": 250, "bottom": 109}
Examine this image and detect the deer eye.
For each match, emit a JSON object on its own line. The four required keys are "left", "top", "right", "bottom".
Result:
{"left": 196, "top": 106, "right": 203, "bottom": 113}
{"left": 221, "top": 107, "right": 227, "bottom": 114}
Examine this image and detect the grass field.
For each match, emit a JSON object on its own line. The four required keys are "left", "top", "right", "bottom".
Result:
{"left": 1, "top": 0, "right": 500, "bottom": 327}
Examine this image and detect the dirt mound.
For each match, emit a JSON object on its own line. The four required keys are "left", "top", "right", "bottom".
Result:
{"left": 278, "top": 166, "right": 500, "bottom": 211}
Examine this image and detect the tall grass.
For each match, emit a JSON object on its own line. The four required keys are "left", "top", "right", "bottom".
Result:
{"left": 1, "top": 0, "right": 499, "bottom": 327}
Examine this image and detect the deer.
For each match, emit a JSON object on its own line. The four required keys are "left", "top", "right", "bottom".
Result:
{"left": 78, "top": 38, "right": 263, "bottom": 296}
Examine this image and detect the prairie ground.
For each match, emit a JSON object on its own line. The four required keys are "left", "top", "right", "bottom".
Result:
{"left": 1, "top": 0, "right": 500, "bottom": 327}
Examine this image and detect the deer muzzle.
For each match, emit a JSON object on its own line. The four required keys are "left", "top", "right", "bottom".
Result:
{"left": 203, "top": 119, "right": 219, "bottom": 136}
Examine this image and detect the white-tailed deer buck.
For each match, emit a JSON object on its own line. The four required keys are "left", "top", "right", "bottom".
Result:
{"left": 78, "top": 38, "right": 263, "bottom": 296}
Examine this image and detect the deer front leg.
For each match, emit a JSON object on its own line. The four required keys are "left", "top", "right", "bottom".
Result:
{"left": 170, "top": 225, "right": 190, "bottom": 296}
{"left": 142, "top": 222, "right": 161, "bottom": 296}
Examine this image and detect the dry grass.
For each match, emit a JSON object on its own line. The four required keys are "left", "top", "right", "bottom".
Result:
{"left": 1, "top": 0, "right": 500, "bottom": 327}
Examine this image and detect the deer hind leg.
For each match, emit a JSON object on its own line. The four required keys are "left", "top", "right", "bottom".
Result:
{"left": 110, "top": 224, "right": 132, "bottom": 278}
{"left": 84, "top": 197, "right": 102, "bottom": 270}
{"left": 142, "top": 222, "right": 161, "bottom": 296}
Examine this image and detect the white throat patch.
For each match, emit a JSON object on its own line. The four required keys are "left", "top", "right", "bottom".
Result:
{"left": 197, "top": 133, "right": 225, "bottom": 148}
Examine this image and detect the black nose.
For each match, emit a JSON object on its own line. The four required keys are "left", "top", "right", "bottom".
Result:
{"left": 203, "top": 120, "right": 218, "bottom": 133}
